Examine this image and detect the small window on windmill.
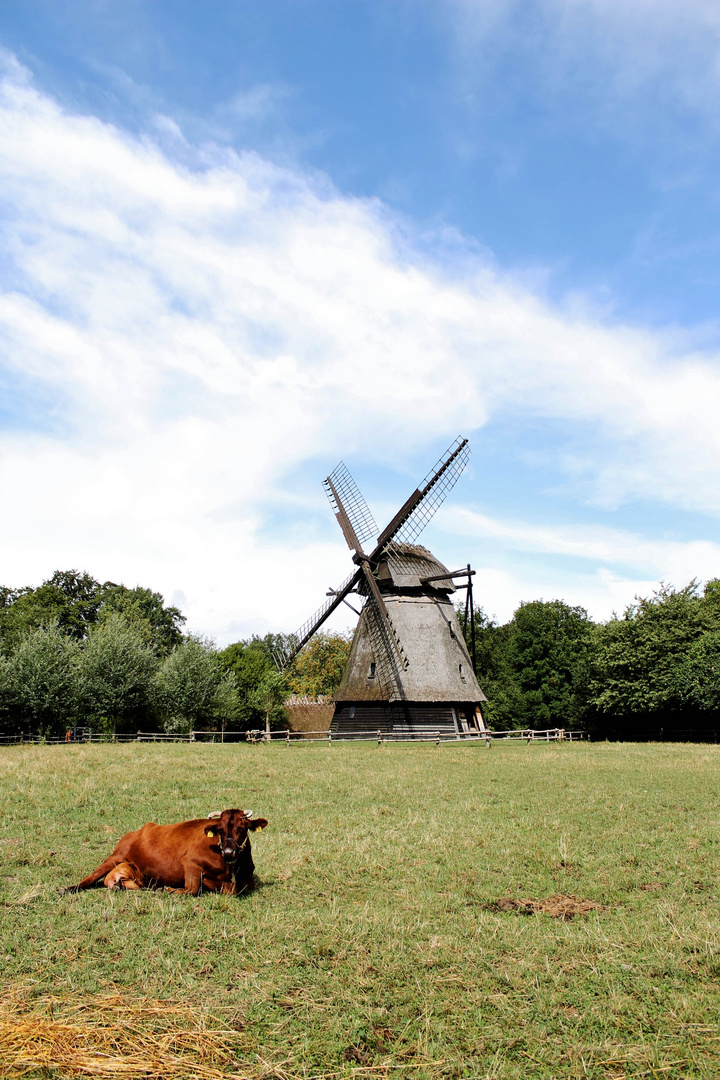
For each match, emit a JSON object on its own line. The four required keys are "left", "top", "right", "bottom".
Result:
{"left": 459, "top": 662, "right": 465, "bottom": 680}
{"left": 369, "top": 662, "right": 376, "bottom": 679}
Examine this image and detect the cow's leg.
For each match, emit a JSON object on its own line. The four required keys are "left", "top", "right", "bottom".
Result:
{"left": 163, "top": 859, "right": 205, "bottom": 896}
{"left": 63, "top": 855, "right": 125, "bottom": 893}
{"left": 104, "top": 862, "right": 143, "bottom": 890}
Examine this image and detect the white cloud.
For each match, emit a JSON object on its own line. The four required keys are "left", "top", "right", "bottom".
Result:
{"left": 1, "top": 55, "right": 720, "bottom": 641}
{"left": 447, "top": 0, "right": 720, "bottom": 127}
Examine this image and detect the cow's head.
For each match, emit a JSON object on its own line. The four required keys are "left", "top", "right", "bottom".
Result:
{"left": 205, "top": 808, "right": 268, "bottom": 865}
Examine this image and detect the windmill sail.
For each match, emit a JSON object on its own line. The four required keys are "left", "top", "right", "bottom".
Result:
{"left": 274, "top": 567, "right": 361, "bottom": 669}
{"left": 323, "top": 462, "right": 378, "bottom": 550}
{"left": 362, "top": 596, "right": 405, "bottom": 699}
{"left": 377, "top": 436, "right": 470, "bottom": 549}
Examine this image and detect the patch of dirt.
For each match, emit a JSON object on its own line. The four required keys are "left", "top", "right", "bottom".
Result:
{"left": 344, "top": 1044, "right": 372, "bottom": 1065}
{"left": 640, "top": 882, "right": 664, "bottom": 891}
{"left": 491, "top": 894, "right": 604, "bottom": 919}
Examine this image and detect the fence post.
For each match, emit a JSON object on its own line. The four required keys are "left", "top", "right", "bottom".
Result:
{"left": 435, "top": 731, "right": 440, "bottom": 747}
{"left": 377, "top": 729, "right": 382, "bottom": 747}
{"left": 286, "top": 731, "right": 290, "bottom": 747}
{"left": 328, "top": 731, "right": 332, "bottom": 747}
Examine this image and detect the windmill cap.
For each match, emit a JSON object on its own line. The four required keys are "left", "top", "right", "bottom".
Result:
{"left": 378, "top": 543, "right": 455, "bottom": 591}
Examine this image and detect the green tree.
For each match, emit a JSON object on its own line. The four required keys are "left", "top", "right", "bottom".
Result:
{"left": 679, "top": 630, "right": 720, "bottom": 713}
{"left": 0, "top": 570, "right": 101, "bottom": 647}
{"left": 285, "top": 632, "right": 351, "bottom": 697}
{"left": 97, "top": 584, "right": 185, "bottom": 654}
{"left": 77, "top": 613, "right": 159, "bottom": 735}
{"left": 156, "top": 636, "right": 238, "bottom": 735}
{"left": 587, "top": 583, "right": 705, "bottom": 733}
{"left": 218, "top": 635, "right": 282, "bottom": 729}
{"left": 459, "top": 600, "right": 593, "bottom": 730}
{"left": 509, "top": 600, "right": 595, "bottom": 729}
{"left": 2, "top": 623, "right": 80, "bottom": 737}
{"left": 249, "top": 669, "right": 288, "bottom": 735}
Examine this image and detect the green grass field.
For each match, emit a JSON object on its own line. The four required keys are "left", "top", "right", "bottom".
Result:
{"left": 1, "top": 740, "right": 720, "bottom": 1079}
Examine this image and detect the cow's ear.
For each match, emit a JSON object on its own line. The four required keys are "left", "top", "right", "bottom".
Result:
{"left": 205, "top": 827, "right": 216, "bottom": 838}
{"left": 248, "top": 818, "right": 268, "bottom": 832}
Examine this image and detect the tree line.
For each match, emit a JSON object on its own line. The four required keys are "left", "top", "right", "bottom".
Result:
{"left": 4, "top": 568, "right": 720, "bottom": 741}
{"left": 0, "top": 570, "right": 350, "bottom": 739}
{"left": 460, "top": 579, "right": 720, "bottom": 740}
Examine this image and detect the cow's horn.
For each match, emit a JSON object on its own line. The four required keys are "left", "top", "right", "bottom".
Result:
{"left": 243, "top": 809, "right": 254, "bottom": 818}
{"left": 207, "top": 811, "right": 222, "bottom": 819}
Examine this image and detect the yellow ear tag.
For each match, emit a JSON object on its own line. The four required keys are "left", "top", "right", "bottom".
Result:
{"left": 207, "top": 829, "right": 215, "bottom": 837}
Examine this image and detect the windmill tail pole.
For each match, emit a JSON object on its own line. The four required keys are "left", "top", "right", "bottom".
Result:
{"left": 468, "top": 564, "right": 477, "bottom": 670}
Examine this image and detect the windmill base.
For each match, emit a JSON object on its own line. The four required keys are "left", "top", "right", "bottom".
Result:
{"left": 331, "top": 701, "right": 486, "bottom": 739}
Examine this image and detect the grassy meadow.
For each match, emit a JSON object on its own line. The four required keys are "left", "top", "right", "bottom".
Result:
{"left": 1, "top": 740, "right": 720, "bottom": 1079}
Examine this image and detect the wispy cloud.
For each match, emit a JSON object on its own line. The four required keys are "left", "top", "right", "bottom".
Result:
{"left": 1, "top": 53, "right": 719, "bottom": 640}
{"left": 446, "top": 506, "right": 720, "bottom": 582}
{"left": 447, "top": 0, "right": 720, "bottom": 127}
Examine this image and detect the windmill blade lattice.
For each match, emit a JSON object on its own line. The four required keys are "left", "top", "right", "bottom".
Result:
{"left": 362, "top": 596, "right": 405, "bottom": 698}
{"left": 323, "top": 462, "right": 378, "bottom": 549}
{"left": 390, "top": 436, "right": 470, "bottom": 546}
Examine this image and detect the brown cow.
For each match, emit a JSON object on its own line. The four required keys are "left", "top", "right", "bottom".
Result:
{"left": 65, "top": 809, "right": 268, "bottom": 896}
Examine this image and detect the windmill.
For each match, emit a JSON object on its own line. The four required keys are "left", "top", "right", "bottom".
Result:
{"left": 275, "top": 437, "right": 487, "bottom": 737}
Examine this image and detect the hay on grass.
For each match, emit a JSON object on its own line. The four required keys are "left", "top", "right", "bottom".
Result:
{"left": 0, "top": 987, "right": 277, "bottom": 1080}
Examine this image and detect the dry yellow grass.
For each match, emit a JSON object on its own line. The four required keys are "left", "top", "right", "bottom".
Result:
{"left": 0, "top": 987, "right": 261, "bottom": 1079}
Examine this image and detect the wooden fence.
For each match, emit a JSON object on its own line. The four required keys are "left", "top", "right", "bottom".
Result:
{"left": 0, "top": 727, "right": 584, "bottom": 747}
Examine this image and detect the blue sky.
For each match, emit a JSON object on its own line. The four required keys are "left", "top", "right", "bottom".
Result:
{"left": 1, "top": 0, "right": 720, "bottom": 643}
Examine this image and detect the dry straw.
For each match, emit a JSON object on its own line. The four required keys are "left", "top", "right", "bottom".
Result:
{"left": 0, "top": 986, "right": 274, "bottom": 1080}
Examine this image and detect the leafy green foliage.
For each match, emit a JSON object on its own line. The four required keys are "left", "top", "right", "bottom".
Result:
{"left": 285, "top": 632, "right": 351, "bottom": 697}
{"left": 249, "top": 669, "right": 288, "bottom": 733}
{"left": 217, "top": 634, "right": 287, "bottom": 730}
{"left": 0, "top": 571, "right": 102, "bottom": 647}
{"left": 680, "top": 630, "right": 720, "bottom": 712}
{"left": 582, "top": 580, "right": 720, "bottom": 736}
{"left": 9, "top": 567, "right": 720, "bottom": 739}
{"left": 156, "top": 636, "right": 239, "bottom": 735}
{"left": 510, "top": 600, "right": 595, "bottom": 728}
{"left": 459, "top": 600, "right": 593, "bottom": 730}
{"left": 0, "top": 572, "right": 230, "bottom": 737}
{"left": 77, "top": 614, "right": 159, "bottom": 735}
{"left": 0, "top": 623, "right": 80, "bottom": 737}
{"left": 97, "top": 584, "right": 185, "bottom": 654}
{"left": 0, "top": 570, "right": 185, "bottom": 655}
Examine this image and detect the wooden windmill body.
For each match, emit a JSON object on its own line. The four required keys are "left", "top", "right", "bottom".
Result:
{"left": 276, "top": 438, "right": 488, "bottom": 737}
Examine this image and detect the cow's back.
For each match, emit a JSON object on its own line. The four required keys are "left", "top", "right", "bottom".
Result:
{"left": 119, "top": 819, "right": 218, "bottom": 888}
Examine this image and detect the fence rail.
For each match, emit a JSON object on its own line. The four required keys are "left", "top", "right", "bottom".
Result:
{"left": 0, "top": 727, "right": 584, "bottom": 747}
